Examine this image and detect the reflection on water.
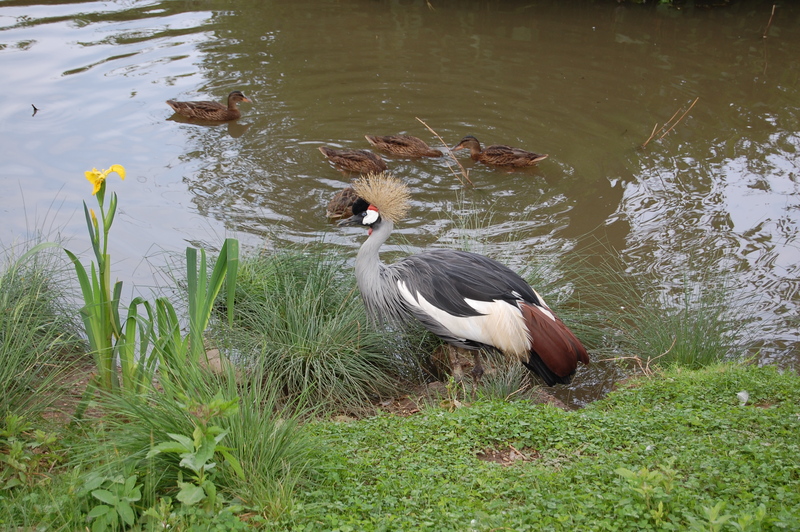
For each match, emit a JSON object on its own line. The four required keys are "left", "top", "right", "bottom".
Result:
{"left": 166, "top": 113, "right": 252, "bottom": 138}
{"left": 1, "top": 0, "right": 798, "bottom": 405}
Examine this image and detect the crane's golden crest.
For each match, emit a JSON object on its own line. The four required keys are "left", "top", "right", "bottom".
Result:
{"left": 352, "top": 172, "right": 410, "bottom": 223}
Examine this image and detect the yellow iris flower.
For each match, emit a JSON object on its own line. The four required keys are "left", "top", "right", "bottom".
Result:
{"left": 85, "top": 164, "right": 126, "bottom": 195}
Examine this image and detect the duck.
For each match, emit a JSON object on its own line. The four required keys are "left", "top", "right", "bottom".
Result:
{"left": 166, "top": 90, "right": 251, "bottom": 121}
{"left": 452, "top": 135, "right": 548, "bottom": 167}
{"left": 318, "top": 146, "right": 388, "bottom": 174}
{"left": 326, "top": 186, "right": 359, "bottom": 219}
{"left": 365, "top": 134, "right": 443, "bottom": 157}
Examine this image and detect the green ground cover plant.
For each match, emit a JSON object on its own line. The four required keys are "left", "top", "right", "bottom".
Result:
{"left": 268, "top": 364, "right": 800, "bottom": 531}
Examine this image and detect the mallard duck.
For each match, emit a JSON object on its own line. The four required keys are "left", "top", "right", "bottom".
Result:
{"left": 365, "top": 134, "right": 443, "bottom": 157}
{"left": 326, "top": 186, "right": 359, "bottom": 219}
{"left": 166, "top": 90, "right": 251, "bottom": 121}
{"left": 452, "top": 135, "right": 548, "bottom": 167}
{"left": 318, "top": 146, "right": 388, "bottom": 174}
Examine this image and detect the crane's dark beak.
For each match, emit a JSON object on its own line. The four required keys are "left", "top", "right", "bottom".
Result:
{"left": 337, "top": 214, "right": 361, "bottom": 227}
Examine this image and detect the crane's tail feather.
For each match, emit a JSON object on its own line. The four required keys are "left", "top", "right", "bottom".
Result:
{"left": 521, "top": 356, "right": 572, "bottom": 386}
{"left": 519, "top": 303, "right": 590, "bottom": 386}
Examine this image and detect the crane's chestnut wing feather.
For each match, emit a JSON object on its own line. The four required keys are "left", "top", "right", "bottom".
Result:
{"left": 519, "top": 302, "right": 589, "bottom": 383}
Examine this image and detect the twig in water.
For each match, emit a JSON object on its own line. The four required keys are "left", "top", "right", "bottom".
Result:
{"left": 597, "top": 355, "right": 654, "bottom": 378}
{"left": 415, "top": 116, "right": 473, "bottom": 187}
{"left": 642, "top": 106, "right": 682, "bottom": 148}
{"left": 658, "top": 97, "right": 698, "bottom": 140}
{"left": 598, "top": 337, "right": 676, "bottom": 379}
{"left": 641, "top": 122, "right": 660, "bottom": 149}
{"left": 645, "top": 337, "right": 677, "bottom": 374}
{"left": 641, "top": 97, "right": 699, "bottom": 148}
{"left": 763, "top": 4, "right": 776, "bottom": 39}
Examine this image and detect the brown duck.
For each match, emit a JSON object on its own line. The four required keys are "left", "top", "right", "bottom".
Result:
{"left": 166, "top": 90, "right": 251, "bottom": 121}
{"left": 452, "top": 135, "right": 548, "bottom": 167}
{"left": 365, "top": 134, "right": 443, "bottom": 157}
{"left": 326, "top": 186, "right": 359, "bottom": 219}
{"left": 319, "top": 146, "right": 388, "bottom": 174}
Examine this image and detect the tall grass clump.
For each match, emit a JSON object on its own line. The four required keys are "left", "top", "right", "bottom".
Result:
{"left": 0, "top": 241, "right": 82, "bottom": 415}
{"left": 617, "top": 274, "right": 753, "bottom": 369}
{"left": 587, "top": 248, "right": 757, "bottom": 371}
{"left": 217, "top": 245, "right": 404, "bottom": 413}
{"left": 72, "top": 364, "right": 313, "bottom": 525}
{"left": 474, "top": 353, "right": 532, "bottom": 401}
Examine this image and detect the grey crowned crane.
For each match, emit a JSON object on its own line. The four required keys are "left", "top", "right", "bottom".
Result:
{"left": 338, "top": 173, "right": 589, "bottom": 386}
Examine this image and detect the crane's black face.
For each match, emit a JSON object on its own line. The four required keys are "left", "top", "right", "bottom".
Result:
{"left": 338, "top": 198, "right": 381, "bottom": 231}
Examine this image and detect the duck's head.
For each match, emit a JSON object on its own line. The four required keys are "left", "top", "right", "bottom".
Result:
{"left": 228, "top": 91, "right": 252, "bottom": 104}
{"left": 452, "top": 135, "right": 481, "bottom": 152}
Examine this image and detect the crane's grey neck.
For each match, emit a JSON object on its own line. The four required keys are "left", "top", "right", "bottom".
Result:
{"left": 354, "top": 218, "right": 406, "bottom": 325}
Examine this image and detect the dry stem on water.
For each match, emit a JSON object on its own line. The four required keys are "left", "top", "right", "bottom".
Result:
{"left": 763, "top": 4, "right": 777, "bottom": 39}
{"left": 598, "top": 337, "right": 676, "bottom": 378}
{"left": 641, "top": 97, "right": 699, "bottom": 148}
{"left": 415, "top": 116, "right": 473, "bottom": 186}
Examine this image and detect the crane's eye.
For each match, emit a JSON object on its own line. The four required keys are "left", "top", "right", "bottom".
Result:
{"left": 363, "top": 207, "right": 379, "bottom": 225}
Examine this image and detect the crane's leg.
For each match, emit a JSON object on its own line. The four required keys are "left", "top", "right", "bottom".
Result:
{"left": 448, "top": 344, "right": 464, "bottom": 382}
{"left": 471, "top": 351, "right": 485, "bottom": 387}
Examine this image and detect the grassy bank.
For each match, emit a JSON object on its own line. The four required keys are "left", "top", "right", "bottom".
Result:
{"left": 1, "top": 176, "right": 797, "bottom": 529}
{"left": 273, "top": 364, "right": 800, "bottom": 531}
{"left": 1, "top": 238, "right": 798, "bottom": 530}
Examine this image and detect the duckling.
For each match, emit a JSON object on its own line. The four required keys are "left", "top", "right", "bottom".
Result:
{"left": 365, "top": 134, "right": 443, "bottom": 158}
{"left": 326, "top": 186, "right": 359, "bottom": 219}
{"left": 318, "top": 146, "right": 388, "bottom": 174}
{"left": 166, "top": 90, "right": 251, "bottom": 121}
{"left": 452, "top": 135, "right": 548, "bottom": 167}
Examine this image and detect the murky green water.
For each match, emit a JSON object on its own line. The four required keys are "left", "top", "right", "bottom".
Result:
{"left": 1, "top": 0, "right": 798, "bottom": 404}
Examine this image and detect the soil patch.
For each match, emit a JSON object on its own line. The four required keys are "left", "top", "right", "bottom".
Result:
{"left": 476, "top": 445, "right": 541, "bottom": 465}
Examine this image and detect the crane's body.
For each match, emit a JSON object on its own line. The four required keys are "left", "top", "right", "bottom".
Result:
{"left": 340, "top": 176, "right": 589, "bottom": 386}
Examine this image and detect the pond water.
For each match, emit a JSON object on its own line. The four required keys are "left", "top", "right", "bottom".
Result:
{"left": 1, "top": 0, "right": 798, "bottom": 406}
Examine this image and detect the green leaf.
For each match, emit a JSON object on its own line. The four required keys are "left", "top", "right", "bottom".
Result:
{"left": 224, "top": 238, "right": 239, "bottom": 326}
{"left": 91, "top": 515, "right": 108, "bottom": 532}
{"left": 106, "top": 192, "right": 118, "bottom": 229}
{"left": 147, "top": 442, "right": 192, "bottom": 458}
{"left": 123, "top": 475, "right": 141, "bottom": 500}
{"left": 167, "top": 432, "right": 195, "bottom": 450}
{"left": 86, "top": 505, "right": 110, "bottom": 519}
{"left": 91, "top": 489, "right": 119, "bottom": 506}
{"left": 176, "top": 481, "right": 206, "bottom": 506}
{"left": 64, "top": 249, "right": 97, "bottom": 309}
{"left": 220, "top": 449, "right": 245, "bottom": 480}
{"left": 116, "top": 501, "right": 135, "bottom": 526}
{"left": 82, "top": 472, "right": 106, "bottom": 492}
{"left": 110, "top": 280, "right": 123, "bottom": 337}
{"left": 180, "top": 453, "right": 216, "bottom": 475}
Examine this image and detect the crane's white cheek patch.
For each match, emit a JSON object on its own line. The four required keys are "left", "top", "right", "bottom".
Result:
{"left": 396, "top": 281, "right": 530, "bottom": 356}
{"left": 363, "top": 208, "right": 379, "bottom": 225}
